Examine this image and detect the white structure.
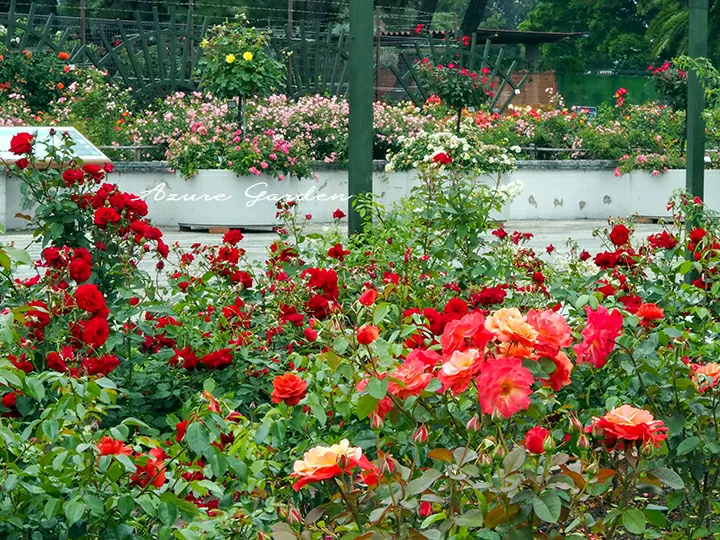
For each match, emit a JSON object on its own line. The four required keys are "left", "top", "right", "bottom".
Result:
{"left": 1, "top": 162, "right": 717, "bottom": 229}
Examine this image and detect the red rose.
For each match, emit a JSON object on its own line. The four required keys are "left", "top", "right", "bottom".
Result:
{"left": 579, "top": 250, "right": 591, "bottom": 261}
{"left": 332, "top": 209, "right": 346, "bottom": 219}
{"left": 83, "top": 163, "right": 105, "bottom": 182}
{"left": 201, "top": 348, "right": 233, "bottom": 370}
{"left": 271, "top": 373, "right": 308, "bottom": 406}
{"left": 75, "top": 283, "right": 107, "bottom": 315}
{"left": 9, "top": 132, "right": 33, "bottom": 155}
{"left": 69, "top": 257, "right": 92, "bottom": 283}
{"left": 15, "top": 158, "right": 29, "bottom": 169}
{"left": 357, "top": 324, "right": 380, "bottom": 345}
{"left": 46, "top": 351, "right": 69, "bottom": 372}
{"left": 303, "top": 327, "right": 318, "bottom": 341}
{"left": 524, "top": 426, "right": 550, "bottom": 454}
{"left": 83, "top": 354, "right": 120, "bottom": 375}
{"left": 433, "top": 152, "right": 452, "bottom": 165}
{"left": 81, "top": 317, "right": 110, "bottom": 348}
{"left": 609, "top": 224, "right": 630, "bottom": 247}
{"left": 223, "top": 229, "right": 244, "bottom": 245}
{"left": 103, "top": 162, "right": 115, "bottom": 173}
{"left": 94, "top": 207, "right": 121, "bottom": 227}
{"left": 358, "top": 289, "right": 378, "bottom": 306}
{"left": 57, "top": 51, "right": 70, "bottom": 61}
{"left": 62, "top": 168, "right": 84, "bottom": 186}
{"left": 2, "top": 392, "right": 18, "bottom": 409}
{"left": 176, "top": 420, "right": 188, "bottom": 442}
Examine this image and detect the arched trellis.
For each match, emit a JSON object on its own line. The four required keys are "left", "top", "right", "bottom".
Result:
{"left": 0, "top": 1, "right": 81, "bottom": 59}
{"left": 80, "top": 7, "right": 208, "bottom": 102}
{"left": 390, "top": 33, "right": 529, "bottom": 113}
{"left": 271, "top": 22, "right": 350, "bottom": 99}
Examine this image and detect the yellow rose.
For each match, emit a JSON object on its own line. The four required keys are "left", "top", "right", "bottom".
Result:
{"left": 243, "top": 51, "right": 253, "bottom": 61}
{"left": 225, "top": 54, "right": 236, "bottom": 64}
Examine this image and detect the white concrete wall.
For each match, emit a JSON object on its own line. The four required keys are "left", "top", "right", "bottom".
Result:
{"left": 2, "top": 165, "right": 718, "bottom": 229}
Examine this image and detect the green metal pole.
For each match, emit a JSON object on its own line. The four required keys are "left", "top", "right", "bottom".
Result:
{"left": 686, "top": 0, "right": 708, "bottom": 200}
{"left": 348, "top": 0, "right": 374, "bottom": 236}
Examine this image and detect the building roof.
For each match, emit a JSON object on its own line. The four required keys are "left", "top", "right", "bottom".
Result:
{"left": 380, "top": 28, "right": 588, "bottom": 45}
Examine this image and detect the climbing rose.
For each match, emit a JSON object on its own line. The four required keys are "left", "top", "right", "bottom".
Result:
{"left": 590, "top": 405, "right": 668, "bottom": 447}
{"left": 222, "top": 229, "right": 243, "bottom": 245}
{"left": 80, "top": 317, "right": 110, "bottom": 348}
{"left": 476, "top": 357, "right": 534, "bottom": 418}
{"left": 573, "top": 305, "right": 623, "bottom": 368}
{"left": 75, "top": 284, "right": 108, "bottom": 316}
{"left": 94, "top": 207, "right": 121, "bottom": 227}
{"left": 271, "top": 373, "right": 307, "bottom": 406}
{"left": 524, "top": 426, "right": 550, "bottom": 454}
{"left": 96, "top": 436, "right": 133, "bottom": 456}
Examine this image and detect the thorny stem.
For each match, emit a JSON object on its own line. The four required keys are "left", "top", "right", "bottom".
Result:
{"left": 337, "top": 474, "right": 364, "bottom": 532}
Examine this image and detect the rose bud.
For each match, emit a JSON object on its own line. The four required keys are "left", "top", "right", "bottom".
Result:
{"left": 413, "top": 425, "right": 428, "bottom": 444}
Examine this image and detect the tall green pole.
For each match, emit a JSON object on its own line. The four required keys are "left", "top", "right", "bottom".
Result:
{"left": 348, "top": 0, "right": 374, "bottom": 235}
{"left": 686, "top": 0, "right": 708, "bottom": 200}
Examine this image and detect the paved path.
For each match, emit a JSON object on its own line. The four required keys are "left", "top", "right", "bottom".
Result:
{"left": 1, "top": 221, "right": 665, "bottom": 280}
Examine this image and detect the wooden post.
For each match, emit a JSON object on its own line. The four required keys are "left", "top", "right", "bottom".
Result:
{"left": 80, "top": 0, "right": 87, "bottom": 46}
{"left": 686, "top": 0, "right": 708, "bottom": 201}
{"left": 348, "top": 0, "right": 374, "bottom": 235}
{"left": 375, "top": 6, "right": 382, "bottom": 101}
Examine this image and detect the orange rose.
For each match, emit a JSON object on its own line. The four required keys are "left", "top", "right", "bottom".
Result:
{"left": 291, "top": 439, "right": 370, "bottom": 491}
{"left": 271, "top": 373, "right": 307, "bottom": 406}
{"left": 57, "top": 51, "right": 70, "bottom": 61}
{"left": 486, "top": 308, "right": 538, "bottom": 347}
{"left": 693, "top": 362, "right": 720, "bottom": 392}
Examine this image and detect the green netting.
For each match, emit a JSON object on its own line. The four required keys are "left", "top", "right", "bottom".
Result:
{"left": 558, "top": 72, "right": 658, "bottom": 108}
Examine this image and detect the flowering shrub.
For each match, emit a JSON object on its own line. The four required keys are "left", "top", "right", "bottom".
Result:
{"left": 416, "top": 58, "right": 494, "bottom": 132}
{"left": 7, "top": 132, "right": 720, "bottom": 537}
{"left": 198, "top": 15, "right": 284, "bottom": 109}
{"left": 649, "top": 61, "right": 688, "bottom": 111}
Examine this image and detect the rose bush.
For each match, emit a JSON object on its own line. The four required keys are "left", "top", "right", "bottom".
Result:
{"left": 4, "top": 125, "right": 720, "bottom": 538}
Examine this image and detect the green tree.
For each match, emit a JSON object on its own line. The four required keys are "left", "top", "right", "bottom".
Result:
{"left": 520, "top": 0, "right": 654, "bottom": 69}
{"left": 645, "top": 0, "right": 720, "bottom": 63}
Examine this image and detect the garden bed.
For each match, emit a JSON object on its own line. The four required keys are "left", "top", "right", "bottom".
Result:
{"left": 2, "top": 161, "right": 719, "bottom": 229}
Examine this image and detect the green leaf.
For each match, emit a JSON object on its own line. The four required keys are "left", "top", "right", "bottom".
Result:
{"left": 64, "top": 500, "right": 86, "bottom": 526}
{"left": 49, "top": 222, "right": 64, "bottom": 238}
{"left": 651, "top": 467, "right": 685, "bottom": 490}
{"left": 158, "top": 501, "right": 178, "bottom": 526}
{"left": 677, "top": 436, "right": 700, "bottom": 456}
{"left": 44, "top": 498, "right": 61, "bottom": 520}
{"left": 405, "top": 468, "right": 442, "bottom": 497}
{"left": 373, "top": 302, "right": 391, "bottom": 324}
{"left": 623, "top": 508, "right": 646, "bottom": 534}
{"left": 116, "top": 453, "right": 137, "bottom": 473}
{"left": 117, "top": 495, "right": 134, "bottom": 517}
{"left": 575, "top": 294, "right": 590, "bottom": 310}
{"left": 356, "top": 394, "right": 379, "bottom": 419}
{"left": 503, "top": 447, "right": 526, "bottom": 474}
{"left": 254, "top": 420, "right": 271, "bottom": 444}
{"left": 454, "top": 509, "right": 484, "bottom": 527}
{"left": 3, "top": 246, "right": 31, "bottom": 266}
{"left": 367, "top": 377, "right": 388, "bottom": 400}
{"left": 333, "top": 336, "right": 350, "bottom": 355}
{"left": 533, "top": 492, "right": 561, "bottom": 523}
{"left": 185, "top": 422, "right": 210, "bottom": 455}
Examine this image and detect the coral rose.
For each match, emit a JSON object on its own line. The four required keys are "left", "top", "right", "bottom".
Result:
{"left": 524, "top": 426, "right": 550, "bottom": 454}
{"left": 271, "top": 373, "right": 307, "bottom": 406}
{"left": 130, "top": 448, "right": 166, "bottom": 488}
{"left": 542, "top": 350, "right": 573, "bottom": 391}
{"left": 96, "top": 436, "right": 133, "bottom": 456}
{"left": 636, "top": 303, "right": 664, "bottom": 326}
{"left": 476, "top": 357, "right": 534, "bottom": 418}
{"left": 526, "top": 309, "right": 572, "bottom": 357}
{"left": 357, "top": 324, "right": 379, "bottom": 345}
{"left": 441, "top": 312, "right": 493, "bottom": 355}
{"left": 591, "top": 405, "right": 668, "bottom": 447}
{"left": 573, "top": 305, "right": 623, "bottom": 368}
{"left": 388, "top": 358, "right": 433, "bottom": 399}
{"left": 437, "top": 348, "right": 484, "bottom": 395}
